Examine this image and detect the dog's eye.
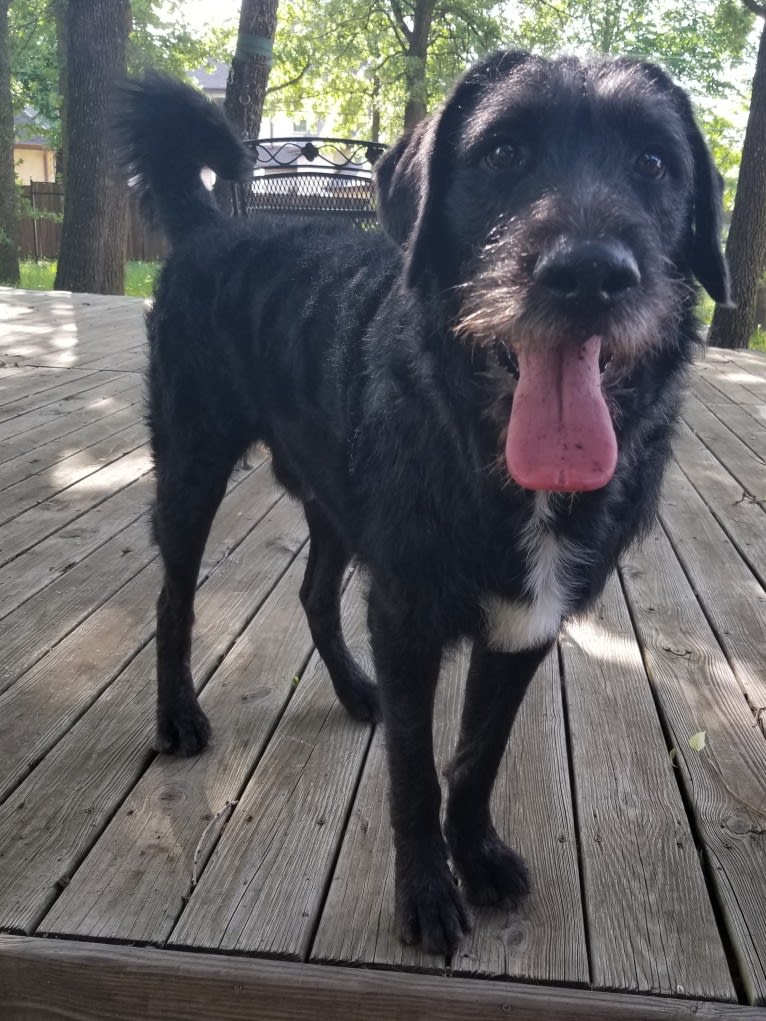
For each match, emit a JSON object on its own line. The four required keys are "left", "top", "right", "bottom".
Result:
{"left": 635, "top": 150, "right": 667, "bottom": 180}
{"left": 484, "top": 142, "right": 519, "bottom": 171}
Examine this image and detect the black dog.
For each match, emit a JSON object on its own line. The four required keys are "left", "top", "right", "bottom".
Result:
{"left": 118, "top": 51, "right": 729, "bottom": 955}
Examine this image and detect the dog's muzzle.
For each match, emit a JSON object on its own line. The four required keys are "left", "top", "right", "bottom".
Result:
{"left": 499, "top": 239, "right": 639, "bottom": 494}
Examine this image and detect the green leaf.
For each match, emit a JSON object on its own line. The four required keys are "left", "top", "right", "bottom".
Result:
{"left": 689, "top": 731, "right": 707, "bottom": 753}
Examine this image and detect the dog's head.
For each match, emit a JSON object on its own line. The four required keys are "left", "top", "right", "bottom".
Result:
{"left": 375, "top": 51, "right": 730, "bottom": 493}
{"left": 376, "top": 50, "right": 729, "bottom": 301}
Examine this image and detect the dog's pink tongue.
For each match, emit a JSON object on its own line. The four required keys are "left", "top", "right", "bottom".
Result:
{"left": 505, "top": 337, "right": 617, "bottom": 492}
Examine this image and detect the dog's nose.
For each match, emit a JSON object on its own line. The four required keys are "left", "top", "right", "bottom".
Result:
{"left": 533, "top": 241, "right": 640, "bottom": 305}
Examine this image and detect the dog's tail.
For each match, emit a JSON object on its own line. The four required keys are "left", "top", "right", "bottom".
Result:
{"left": 115, "top": 73, "right": 253, "bottom": 246}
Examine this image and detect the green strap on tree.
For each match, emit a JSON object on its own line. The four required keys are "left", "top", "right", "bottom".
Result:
{"left": 236, "top": 34, "right": 274, "bottom": 64}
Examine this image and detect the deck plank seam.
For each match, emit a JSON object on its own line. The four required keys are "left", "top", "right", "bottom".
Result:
{"left": 0, "top": 445, "right": 153, "bottom": 572}
{"left": 615, "top": 563, "right": 747, "bottom": 1004}
{"left": 669, "top": 450, "right": 766, "bottom": 596}
{"left": 0, "top": 471, "right": 287, "bottom": 808}
{"left": 656, "top": 504, "right": 766, "bottom": 730}
{"left": 555, "top": 638, "right": 595, "bottom": 991}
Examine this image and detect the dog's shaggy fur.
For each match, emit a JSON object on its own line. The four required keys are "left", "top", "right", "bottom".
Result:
{"left": 118, "top": 51, "right": 729, "bottom": 955}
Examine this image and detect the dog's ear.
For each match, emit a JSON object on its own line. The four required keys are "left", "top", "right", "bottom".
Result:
{"left": 685, "top": 128, "right": 732, "bottom": 306}
{"left": 375, "top": 50, "right": 532, "bottom": 288}
{"left": 374, "top": 101, "right": 457, "bottom": 288}
{"left": 374, "top": 117, "right": 435, "bottom": 251}
{"left": 641, "top": 64, "right": 731, "bottom": 305}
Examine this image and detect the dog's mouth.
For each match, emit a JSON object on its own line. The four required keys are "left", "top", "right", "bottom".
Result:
{"left": 498, "top": 336, "right": 618, "bottom": 493}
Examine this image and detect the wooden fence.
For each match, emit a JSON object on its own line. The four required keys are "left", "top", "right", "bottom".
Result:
{"left": 17, "top": 181, "right": 168, "bottom": 263}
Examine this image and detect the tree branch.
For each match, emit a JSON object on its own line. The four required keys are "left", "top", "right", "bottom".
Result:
{"left": 379, "top": 6, "right": 409, "bottom": 52}
{"left": 266, "top": 61, "right": 311, "bottom": 95}
{"left": 531, "top": 0, "right": 569, "bottom": 28}
{"left": 390, "top": 0, "right": 413, "bottom": 44}
{"left": 742, "top": 0, "right": 766, "bottom": 17}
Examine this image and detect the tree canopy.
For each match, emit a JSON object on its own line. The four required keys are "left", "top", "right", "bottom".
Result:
{"left": 2, "top": 0, "right": 763, "bottom": 322}
{"left": 264, "top": 0, "right": 510, "bottom": 139}
{"left": 263, "top": 0, "right": 755, "bottom": 139}
{"left": 511, "top": 0, "right": 753, "bottom": 97}
{"left": 8, "top": 0, "right": 234, "bottom": 148}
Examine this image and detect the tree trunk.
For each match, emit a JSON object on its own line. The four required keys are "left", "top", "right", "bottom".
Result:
{"left": 0, "top": 0, "right": 20, "bottom": 285}
{"left": 224, "top": 0, "right": 279, "bottom": 140}
{"left": 54, "top": 0, "right": 130, "bottom": 295}
{"left": 371, "top": 75, "right": 381, "bottom": 142}
{"left": 214, "top": 0, "right": 278, "bottom": 213}
{"left": 53, "top": 0, "right": 68, "bottom": 185}
{"left": 708, "top": 10, "right": 766, "bottom": 349}
{"left": 403, "top": 0, "right": 437, "bottom": 132}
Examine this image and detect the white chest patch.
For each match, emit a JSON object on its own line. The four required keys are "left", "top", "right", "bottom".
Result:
{"left": 483, "top": 493, "right": 591, "bottom": 653}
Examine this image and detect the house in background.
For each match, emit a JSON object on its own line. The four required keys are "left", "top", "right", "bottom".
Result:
{"left": 14, "top": 108, "right": 56, "bottom": 184}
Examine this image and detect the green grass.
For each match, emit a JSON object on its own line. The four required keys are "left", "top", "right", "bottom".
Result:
{"left": 19, "top": 259, "right": 57, "bottom": 291}
{"left": 18, "top": 259, "right": 160, "bottom": 298}
{"left": 124, "top": 261, "right": 160, "bottom": 297}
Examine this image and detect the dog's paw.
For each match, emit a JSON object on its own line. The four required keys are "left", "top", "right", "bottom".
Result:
{"left": 452, "top": 831, "right": 530, "bottom": 908}
{"left": 156, "top": 702, "right": 212, "bottom": 757}
{"left": 396, "top": 863, "right": 472, "bottom": 955}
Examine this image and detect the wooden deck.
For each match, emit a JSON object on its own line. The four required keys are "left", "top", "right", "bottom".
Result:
{"left": 0, "top": 286, "right": 765, "bottom": 1020}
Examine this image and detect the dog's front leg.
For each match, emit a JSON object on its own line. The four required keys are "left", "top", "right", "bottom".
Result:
{"left": 368, "top": 590, "right": 471, "bottom": 955}
{"left": 445, "top": 638, "right": 553, "bottom": 907}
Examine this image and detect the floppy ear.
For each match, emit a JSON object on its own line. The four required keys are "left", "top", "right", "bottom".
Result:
{"left": 374, "top": 96, "right": 459, "bottom": 288}
{"left": 375, "top": 50, "right": 532, "bottom": 289}
{"left": 374, "top": 117, "right": 435, "bottom": 251}
{"left": 665, "top": 78, "right": 731, "bottom": 304}
{"left": 686, "top": 129, "right": 731, "bottom": 305}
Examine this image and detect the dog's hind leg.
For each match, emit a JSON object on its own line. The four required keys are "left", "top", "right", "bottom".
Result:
{"left": 153, "top": 441, "right": 239, "bottom": 756}
{"left": 300, "top": 499, "right": 379, "bottom": 722}
{"left": 444, "top": 639, "right": 552, "bottom": 907}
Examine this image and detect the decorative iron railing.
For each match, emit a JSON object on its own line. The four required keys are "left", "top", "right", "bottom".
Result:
{"left": 230, "top": 137, "right": 388, "bottom": 231}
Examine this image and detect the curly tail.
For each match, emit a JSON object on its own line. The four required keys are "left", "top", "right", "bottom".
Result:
{"left": 115, "top": 73, "right": 253, "bottom": 246}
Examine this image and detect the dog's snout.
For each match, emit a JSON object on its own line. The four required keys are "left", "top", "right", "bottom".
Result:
{"left": 533, "top": 241, "right": 640, "bottom": 305}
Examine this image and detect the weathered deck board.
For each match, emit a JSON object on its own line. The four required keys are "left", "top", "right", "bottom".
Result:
{"left": 0, "top": 370, "right": 126, "bottom": 430}
{"left": 0, "top": 442, "right": 152, "bottom": 568}
{"left": 4, "top": 937, "right": 766, "bottom": 1021}
{"left": 0, "top": 379, "right": 143, "bottom": 484}
{"left": 673, "top": 419, "right": 766, "bottom": 586}
{"left": 0, "top": 473, "right": 151, "bottom": 624}
{"left": 311, "top": 644, "right": 472, "bottom": 975}
{"left": 0, "top": 460, "right": 277, "bottom": 793}
{"left": 0, "top": 420, "right": 147, "bottom": 526}
{"left": 312, "top": 645, "right": 589, "bottom": 985}
{"left": 562, "top": 574, "right": 734, "bottom": 1000}
{"left": 659, "top": 459, "right": 766, "bottom": 718}
{"left": 683, "top": 394, "right": 766, "bottom": 491}
{"left": 1, "top": 290, "right": 148, "bottom": 371}
{"left": 169, "top": 573, "right": 373, "bottom": 958}
{"left": 0, "top": 515, "right": 155, "bottom": 693}
{"left": 1, "top": 290, "right": 766, "bottom": 1016}
{"left": 622, "top": 528, "right": 766, "bottom": 1003}
{"left": 696, "top": 354, "right": 766, "bottom": 406}
{"left": 40, "top": 551, "right": 314, "bottom": 943}
{"left": 0, "top": 494, "right": 306, "bottom": 933}
{"left": 0, "top": 371, "right": 141, "bottom": 454}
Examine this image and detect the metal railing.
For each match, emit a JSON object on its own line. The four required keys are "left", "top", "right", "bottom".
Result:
{"left": 230, "top": 137, "right": 387, "bottom": 231}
